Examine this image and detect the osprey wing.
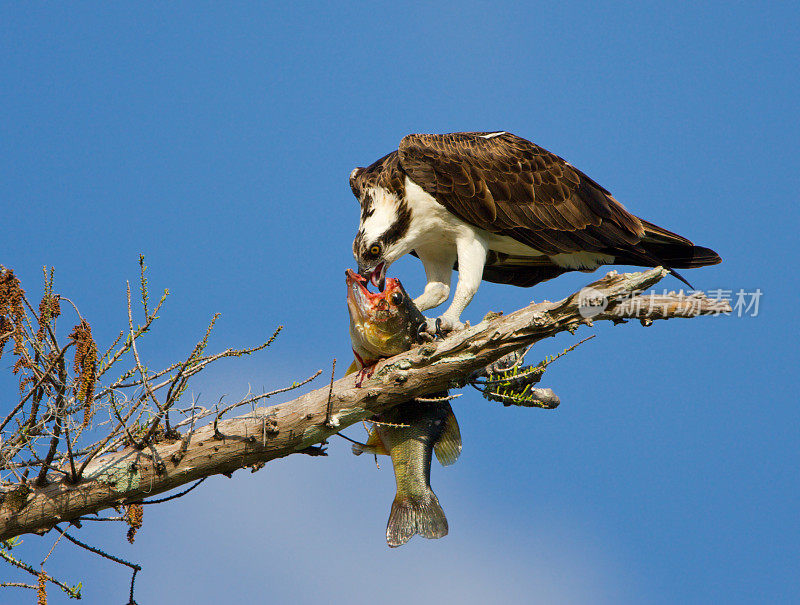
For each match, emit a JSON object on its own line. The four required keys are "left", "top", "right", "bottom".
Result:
{"left": 397, "top": 132, "right": 646, "bottom": 255}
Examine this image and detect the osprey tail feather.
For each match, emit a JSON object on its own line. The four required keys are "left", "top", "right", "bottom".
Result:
{"left": 611, "top": 220, "right": 721, "bottom": 288}
{"left": 629, "top": 242, "right": 722, "bottom": 269}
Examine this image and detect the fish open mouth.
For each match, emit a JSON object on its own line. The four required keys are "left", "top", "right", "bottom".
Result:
{"left": 346, "top": 269, "right": 376, "bottom": 306}
{"left": 346, "top": 268, "right": 400, "bottom": 318}
{"left": 346, "top": 268, "right": 369, "bottom": 292}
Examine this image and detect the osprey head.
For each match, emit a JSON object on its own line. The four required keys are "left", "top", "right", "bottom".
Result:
{"left": 352, "top": 185, "right": 413, "bottom": 291}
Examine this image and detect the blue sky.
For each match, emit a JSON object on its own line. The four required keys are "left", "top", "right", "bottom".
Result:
{"left": 2, "top": 2, "right": 798, "bottom": 603}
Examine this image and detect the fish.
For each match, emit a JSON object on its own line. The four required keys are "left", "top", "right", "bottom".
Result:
{"left": 345, "top": 268, "right": 426, "bottom": 378}
{"left": 352, "top": 399, "right": 461, "bottom": 547}
{"left": 345, "top": 268, "right": 462, "bottom": 547}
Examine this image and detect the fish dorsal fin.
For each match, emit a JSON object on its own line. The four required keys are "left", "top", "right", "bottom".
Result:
{"left": 434, "top": 408, "right": 462, "bottom": 466}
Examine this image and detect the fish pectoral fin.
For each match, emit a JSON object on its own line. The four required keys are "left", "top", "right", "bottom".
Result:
{"left": 434, "top": 407, "right": 462, "bottom": 466}
{"left": 387, "top": 492, "right": 448, "bottom": 548}
{"left": 352, "top": 425, "right": 389, "bottom": 457}
{"left": 352, "top": 442, "right": 377, "bottom": 456}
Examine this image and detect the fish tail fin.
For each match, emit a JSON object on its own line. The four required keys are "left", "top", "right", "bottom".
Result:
{"left": 386, "top": 491, "right": 448, "bottom": 547}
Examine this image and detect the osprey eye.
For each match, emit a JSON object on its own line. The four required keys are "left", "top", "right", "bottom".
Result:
{"left": 389, "top": 292, "right": 403, "bottom": 305}
{"left": 369, "top": 244, "right": 381, "bottom": 256}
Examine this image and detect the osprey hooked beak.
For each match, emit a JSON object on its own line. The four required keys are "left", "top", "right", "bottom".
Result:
{"left": 358, "top": 261, "right": 386, "bottom": 291}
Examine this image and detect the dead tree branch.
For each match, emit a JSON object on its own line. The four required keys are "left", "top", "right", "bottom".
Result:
{"left": 0, "top": 267, "right": 730, "bottom": 542}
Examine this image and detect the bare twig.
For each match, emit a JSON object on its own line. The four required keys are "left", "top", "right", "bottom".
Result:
{"left": 34, "top": 356, "right": 69, "bottom": 487}
{"left": 125, "top": 282, "right": 163, "bottom": 430}
{"left": 96, "top": 287, "right": 168, "bottom": 378}
{"left": 62, "top": 426, "right": 78, "bottom": 483}
{"left": 57, "top": 297, "right": 84, "bottom": 324}
{"left": 136, "top": 478, "right": 206, "bottom": 505}
{"left": 0, "top": 342, "right": 71, "bottom": 433}
{"left": 56, "top": 526, "right": 141, "bottom": 571}
{"left": 0, "top": 547, "right": 80, "bottom": 598}
{"left": 211, "top": 368, "right": 322, "bottom": 438}
{"left": 325, "top": 358, "right": 337, "bottom": 428}
{"left": 55, "top": 526, "right": 140, "bottom": 604}
{"left": 414, "top": 393, "right": 462, "bottom": 403}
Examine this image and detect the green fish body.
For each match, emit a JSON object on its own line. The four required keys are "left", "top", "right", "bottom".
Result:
{"left": 373, "top": 400, "right": 461, "bottom": 547}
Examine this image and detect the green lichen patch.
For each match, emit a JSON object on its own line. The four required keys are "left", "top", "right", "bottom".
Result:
{"left": 87, "top": 457, "right": 141, "bottom": 492}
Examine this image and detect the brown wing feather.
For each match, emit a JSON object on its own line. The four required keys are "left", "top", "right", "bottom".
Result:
{"left": 398, "top": 132, "right": 645, "bottom": 255}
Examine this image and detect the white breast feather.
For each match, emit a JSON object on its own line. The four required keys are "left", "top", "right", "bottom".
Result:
{"left": 405, "top": 177, "right": 541, "bottom": 254}
{"left": 403, "top": 178, "right": 466, "bottom": 243}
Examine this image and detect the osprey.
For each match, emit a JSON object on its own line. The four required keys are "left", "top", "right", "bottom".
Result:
{"left": 350, "top": 131, "right": 721, "bottom": 331}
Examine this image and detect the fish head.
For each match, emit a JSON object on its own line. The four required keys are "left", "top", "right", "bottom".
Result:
{"left": 346, "top": 268, "right": 425, "bottom": 359}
